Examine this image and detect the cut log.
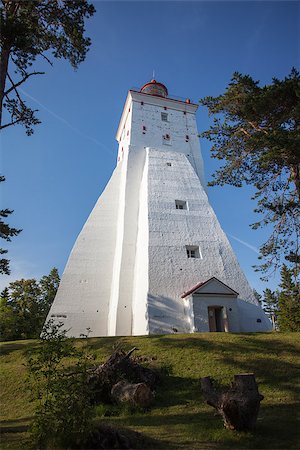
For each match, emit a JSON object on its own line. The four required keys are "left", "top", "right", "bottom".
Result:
{"left": 87, "top": 348, "right": 159, "bottom": 404}
{"left": 201, "top": 373, "right": 264, "bottom": 431}
{"left": 111, "top": 381, "right": 154, "bottom": 408}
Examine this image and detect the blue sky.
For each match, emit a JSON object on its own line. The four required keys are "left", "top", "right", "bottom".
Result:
{"left": 1, "top": 1, "right": 299, "bottom": 293}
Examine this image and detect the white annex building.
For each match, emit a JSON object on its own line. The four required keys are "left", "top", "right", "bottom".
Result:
{"left": 47, "top": 79, "right": 272, "bottom": 336}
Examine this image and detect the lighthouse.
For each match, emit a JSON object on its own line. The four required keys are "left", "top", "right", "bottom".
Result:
{"left": 46, "top": 79, "right": 271, "bottom": 336}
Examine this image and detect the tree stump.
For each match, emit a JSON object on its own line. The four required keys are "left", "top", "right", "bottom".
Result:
{"left": 111, "top": 380, "right": 154, "bottom": 408}
{"left": 201, "top": 373, "right": 264, "bottom": 431}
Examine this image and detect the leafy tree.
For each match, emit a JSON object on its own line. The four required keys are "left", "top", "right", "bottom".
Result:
{"left": 0, "top": 267, "right": 60, "bottom": 341}
{"left": 0, "top": 288, "right": 15, "bottom": 340}
{"left": 277, "top": 265, "right": 300, "bottom": 331}
{"left": 262, "top": 288, "right": 279, "bottom": 330}
{"left": 200, "top": 69, "right": 300, "bottom": 278}
{"left": 0, "top": 0, "right": 95, "bottom": 134}
{"left": 39, "top": 267, "right": 60, "bottom": 316}
{"left": 0, "top": 175, "right": 22, "bottom": 275}
{"left": 7, "top": 278, "right": 43, "bottom": 339}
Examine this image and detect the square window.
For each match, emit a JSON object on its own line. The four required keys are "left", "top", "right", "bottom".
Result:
{"left": 161, "top": 112, "right": 168, "bottom": 121}
{"left": 186, "top": 245, "right": 200, "bottom": 259}
{"left": 163, "top": 134, "right": 171, "bottom": 145}
{"left": 175, "top": 200, "right": 187, "bottom": 210}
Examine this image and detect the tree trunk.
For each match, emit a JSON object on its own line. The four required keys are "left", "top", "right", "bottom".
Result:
{"left": 201, "top": 374, "right": 264, "bottom": 431}
{"left": 290, "top": 164, "right": 300, "bottom": 202}
{"left": 0, "top": 2, "right": 21, "bottom": 129}
{"left": 0, "top": 44, "right": 10, "bottom": 128}
{"left": 111, "top": 381, "right": 154, "bottom": 408}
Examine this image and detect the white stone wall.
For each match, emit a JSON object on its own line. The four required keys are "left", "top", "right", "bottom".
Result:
{"left": 145, "top": 149, "right": 260, "bottom": 334}
{"left": 192, "top": 295, "right": 240, "bottom": 332}
{"left": 114, "top": 145, "right": 147, "bottom": 335}
{"left": 117, "top": 91, "right": 206, "bottom": 188}
{"left": 46, "top": 163, "right": 124, "bottom": 337}
{"left": 132, "top": 148, "right": 149, "bottom": 335}
{"left": 237, "top": 299, "right": 272, "bottom": 332}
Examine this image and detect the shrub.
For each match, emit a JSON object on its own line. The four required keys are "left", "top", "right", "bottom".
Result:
{"left": 27, "top": 321, "right": 95, "bottom": 449}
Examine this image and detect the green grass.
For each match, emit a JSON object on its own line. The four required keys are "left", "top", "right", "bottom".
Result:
{"left": 1, "top": 333, "right": 299, "bottom": 449}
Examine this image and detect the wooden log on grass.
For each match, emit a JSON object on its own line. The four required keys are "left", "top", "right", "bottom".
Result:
{"left": 201, "top": 373, "right": 264, "bottom": 431}
{"left": 111, "top": 380, "right": 154, "bottom": 408}
{"left": 87, "top": 347, "right": 159, "bottom": 404}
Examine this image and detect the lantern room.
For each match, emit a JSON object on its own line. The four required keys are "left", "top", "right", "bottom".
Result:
{"left": 140, "top": 79, "right": 168, "bottom": 98}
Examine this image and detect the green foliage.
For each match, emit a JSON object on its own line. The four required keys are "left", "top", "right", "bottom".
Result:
{"left": 0, "top": 0, "right": 95, "bottom": 134}
{"left": 39, "top": 267, "right": 60, "bottom": 313}
{"left": 0, "top": 175, "right": 22, "bottom": 275}
{"left": 252, "top": 289, "right": 262, "bottom": 305}
{"left": 262, "top": 288, "right": 279, "bottom": 330}
{"left": 200, "top": 69, "right": 300, "bottom": 277}
{"left": 0, "top": 268, "right": 60, "bottom": 341}
{"left": 277, "top": 265, "right": 300, "bottom": 331}
{"left": 261, "top": 265, "right": 300, "bottom": 331}
{"left": 27, "top": 320, "right": 95, "bottom": 449}
{"left": 0, "top": 290, "right": 16, "bottom": 340}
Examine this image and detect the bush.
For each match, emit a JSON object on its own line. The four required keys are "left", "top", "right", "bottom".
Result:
{"left": 27, "top": 321, "right": 95, "bottom": 449}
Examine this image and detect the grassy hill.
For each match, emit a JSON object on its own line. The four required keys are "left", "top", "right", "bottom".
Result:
{"left": 1, "top": 332, "right": 299, "bottom": 449}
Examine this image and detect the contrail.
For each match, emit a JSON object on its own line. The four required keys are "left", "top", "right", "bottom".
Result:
{"left": 227, "top": 233, "right": 260, "bottom": 254}
{"left": 20, "top": 88, "right": 114, "bottom": 156}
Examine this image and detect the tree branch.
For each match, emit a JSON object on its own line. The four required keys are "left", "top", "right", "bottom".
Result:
{"left": 0, "top": 117, "right": 24, "bottom": 130}
{"left": 248, "top": 120, "right": 268, "bottom": 135}
{"left": 239, "top": 127, "right": 251, "bottom": 137}
{"left": 4, "top": 71, "right": 45, "bottom": 97}
{"left": 6, "top": 74, "right": 26, "bottom": 108}
{"left": 124, "top": 347, "right": 138, "bottom": 359}
{"left": 40, "top": 53, "right": 53, "bottom": 66}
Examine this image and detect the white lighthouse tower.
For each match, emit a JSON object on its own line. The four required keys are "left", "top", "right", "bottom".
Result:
{"left": 46, "top": 79, "right": 271, "bottom": 336}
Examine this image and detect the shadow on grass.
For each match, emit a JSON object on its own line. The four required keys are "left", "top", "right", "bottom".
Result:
{"left": 155, "top": 375, "right": 200, "bottom": 407}
{"left": 86, "top": 336, "right": 122, "bottom": 353}
{"left": 0, "top": 340, "right": 37, "bottom": 357}
{"left": 0, "top": 417, "right": 33, "bottom": 433}
{"left": 105, "top": 402, "right": 299, "bottom": 449}
{"left": 156, "top": 334, "right": 300, "bottom": 399}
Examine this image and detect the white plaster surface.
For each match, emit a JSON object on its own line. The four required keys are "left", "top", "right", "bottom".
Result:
{"left": 46, "top": 87, "right": 272, "bottom": 336}
{"left": 46, "top": 162, "right": 123, "bottom": 337}
{"left": 192, "top": 296, "right": 239, "bottom": 332}
{"left": 132, "top": 148, "right": 149, "bottom": 335}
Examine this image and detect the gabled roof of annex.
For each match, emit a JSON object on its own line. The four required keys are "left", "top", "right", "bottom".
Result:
{"left": 181, "top": 277, "right": 239, "bottom": 298}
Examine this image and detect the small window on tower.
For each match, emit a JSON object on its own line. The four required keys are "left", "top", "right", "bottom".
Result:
{"left": 186, "top": 245, "right": 200, "bottom": 259}
{"left": 161, "top": 112, "right": 168, "bottom": 121}
{"left": 163, "top": 134, "right": 171, "bottom": 145}
{"left": 175, "top": 200, "right": 187, "bottom": 210}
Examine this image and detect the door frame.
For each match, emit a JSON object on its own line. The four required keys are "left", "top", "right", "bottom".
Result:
{"left": 208, "top": 305, "right": 229, "bottom": 332}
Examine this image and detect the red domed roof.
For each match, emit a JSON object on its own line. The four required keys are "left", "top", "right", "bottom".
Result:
{"left": 140, "top": 79, "right": 168, "bottom": 98}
